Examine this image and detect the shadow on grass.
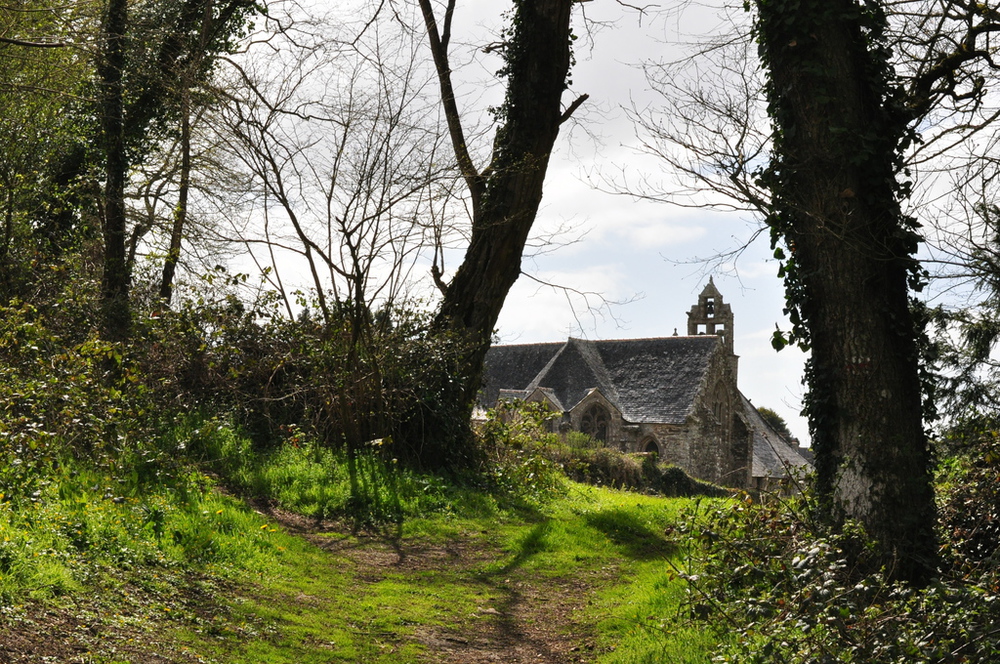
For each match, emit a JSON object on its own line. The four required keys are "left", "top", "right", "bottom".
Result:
{"left": 501, "top": 520, "right": 551, "bottom": 573}
{"left": 583, "top": 508, "right": 677, "bottom": 560}
{"left": 470, "top": 519, "right": 553, "bottom": 581}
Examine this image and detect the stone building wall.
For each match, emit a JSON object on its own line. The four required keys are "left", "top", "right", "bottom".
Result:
{"left": 617, "top": 342, "right": 751, "bottom": 488}
{"left": 688, "top": 342, "right": 752, "bottom": 487}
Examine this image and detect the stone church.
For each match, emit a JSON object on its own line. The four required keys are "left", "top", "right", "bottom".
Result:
{"left": 479, "top": 278, "right": 812, "bottom": 489}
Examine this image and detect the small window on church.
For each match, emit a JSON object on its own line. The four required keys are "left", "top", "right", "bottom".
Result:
{"left": 706, "top": 298, "right": 715, "bottom": 317}
{"left": 697, "top": 324, "right": 707, "bottom": 335}
{"left": 581, "top": 404, "right": 609, "bottom": 443}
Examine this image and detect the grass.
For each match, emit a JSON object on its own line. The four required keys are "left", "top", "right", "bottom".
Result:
{"left": 0, "top": 468, "right": 268, "bottom": 600}
{"left": 0, "top": 418, "right": 725, "bottom": 662}
{"left": 165, "top": 480, "right": 722, "bottom": 663}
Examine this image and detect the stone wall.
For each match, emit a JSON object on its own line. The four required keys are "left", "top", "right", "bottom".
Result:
{"left": 611, "top": 341, "right": 751, "bottom": 488}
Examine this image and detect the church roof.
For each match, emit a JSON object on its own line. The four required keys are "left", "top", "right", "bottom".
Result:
{"left": 481, "top": 335, "right": 722, "bottom": 424}
{"left": 742, "top": 393, "right": 812, "bottom": 478}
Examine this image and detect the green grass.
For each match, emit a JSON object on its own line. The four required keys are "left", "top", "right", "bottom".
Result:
{"left": 170, "top": 515, "right": 479, "bottom": 662}
{"left": 165, "top": 480, "right": 721, "bottom": 663}
{"left": 0, "top": 418, "right": 724, "bottom": 662}
{"left": 0, "top": 468, "right": 267, "bottom": 597}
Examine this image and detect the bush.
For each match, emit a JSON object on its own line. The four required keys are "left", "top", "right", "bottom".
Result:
{"left": 544, "top": 444, "right": 646, "bottom": 488}
{"left": 653, "top": 464, "right": 729, "bottom": 498}
{"left": 135, "top": 289, "right": 481, "bottom": 473}
{"left": 0, "top": 300, "right": 157, "bottom": 506}
{"left": 676, "top": 484, "right": 1000, "bottom": 664}
{"left": 937, "top": 426, "right": 1000, "bottom": 572}
{"left": 478, "top": 401, "right": 728, "bottom": 499}
{"left": 477, "top": 400, "right": 566, "bottom": 507}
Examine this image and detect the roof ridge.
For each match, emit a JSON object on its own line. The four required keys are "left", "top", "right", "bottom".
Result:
{"left": 524, "top": 339, "right": 570, "bottom": 395}
{"left": 500, "top": 335, "right": 720, "bottom": 347}
{"left": 568, "top": 338, "right": 621, "bottom": 407}
{"left": 578, "top": 334, "right": 721, "bottom": 343}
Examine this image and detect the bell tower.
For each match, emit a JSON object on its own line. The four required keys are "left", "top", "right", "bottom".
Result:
{"left": 687, "top": 277, "right": 735, "bottom": 359}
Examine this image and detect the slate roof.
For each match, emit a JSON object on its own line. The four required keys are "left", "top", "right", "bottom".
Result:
{"left": 742, "top": 393, "right": 813, "bottom": 478}
{"left": 481, "top": 336, "right": 722, "bottom": 424}
{"left": 481, "top": 342, "right": 565, "bottom": 407}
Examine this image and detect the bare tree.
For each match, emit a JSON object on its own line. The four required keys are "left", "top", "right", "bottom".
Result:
{"left": 210, "top": 7, "right": 455, "bottom": 325}
{"left": 124, "top": 97, "right": 252, "bottom": 298}
{"left": 416, "top": 0, "right": 585, "bottom": 432}
{"left": 199, "top": 5, "right": 459, "bottom": 478}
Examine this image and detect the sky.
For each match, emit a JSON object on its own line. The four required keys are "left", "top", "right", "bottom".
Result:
{"left": 449, "top": 1, "right": 812, "bottom": 442}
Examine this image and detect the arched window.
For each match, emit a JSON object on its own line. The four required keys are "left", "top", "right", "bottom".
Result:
{"left": 580, "top": 404, "right": 609, "bottom": 442}
{"left": 642, "top": 438, "right": 660, "bottom": 456}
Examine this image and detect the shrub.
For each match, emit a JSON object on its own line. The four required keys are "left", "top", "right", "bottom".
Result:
{"left": 676, "top": 486, "right": 1000, "bottom": 664}
{"left": 135, "top": 290, "right": 481, "bottom": 473}
{"left": 478, "top": 401, "right": 727, "bottom": 500}
{"left": 544, "top": 444, "right": 645, "bottom": 488}
{"left": 562, "top": 430, "right": 603, "bottom": 449}
{"left": 937, "top": 426, "right": 1000, "bottom": 572}
{"left": 0, "top": 300, "right": 157, "bottom": 506}
{"left": 477, "top": 400, "right": 566, "bottom": 506}
{"left": 653, "top": 464, "right": 729, "bottom": 498}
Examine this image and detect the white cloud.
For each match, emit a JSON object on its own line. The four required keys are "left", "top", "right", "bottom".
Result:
{"left": 613, "top": 218, "right": 708, "bottom": 248}
{"left": 497, "top": 265, "right": 631, "bottom": 342}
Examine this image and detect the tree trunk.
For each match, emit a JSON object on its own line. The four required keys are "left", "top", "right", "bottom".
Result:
{"left": 100, "top": 0, "right": 131, "bottom": 341}
{"left": 756, "top": 0, "right": 937, "bottom": 582}
{"left": 404, "top": 0, "right": 576, "bottom": 469}
{"left": 160, "top": 0, "right": 216, "bottom": 303}
{"left": 428, "top": 0, "right": 575, "bottom": 403}
{"left": 159, "top": 85, "right": 191, "bottom": 302}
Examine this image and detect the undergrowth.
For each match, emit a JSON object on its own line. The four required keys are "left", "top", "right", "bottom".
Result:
{"left": 177, "top": 414, "right": 519, "bottom": 524}
{"left": 480, "top": 400, "right": 729, "bottom": 498}
{"left": 674, "top": 437, "right": 1000, "bottom": 664}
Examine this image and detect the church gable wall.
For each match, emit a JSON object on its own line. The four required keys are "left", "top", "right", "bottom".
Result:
{"left": 669, "top": 278, "right": 750, "bottom": 486}
{"left": 568, "top": 391, "right": 623, "bottom": 447}
{"left": 684, "top": 342, "right": 750, "bottom": 487}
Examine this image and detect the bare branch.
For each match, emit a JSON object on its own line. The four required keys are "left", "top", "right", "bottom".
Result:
{"left": 416, "top": 0, "right": 485, "bottom": 208}
{"left": 559, "top": 93, "right": 590, "bottom": 124}
{"left": 0, "top": 36, "right": 66, "bottom": 47}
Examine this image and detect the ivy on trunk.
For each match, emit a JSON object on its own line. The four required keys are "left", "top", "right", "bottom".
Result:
{"left": 754, "top": 0, "right": 937, "bottom": 582}
{"left": 406, "top": 0, "right": 583, "bottom": 469}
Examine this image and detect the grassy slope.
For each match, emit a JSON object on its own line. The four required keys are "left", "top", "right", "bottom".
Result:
{"left": 0, "top": 415, "right": 723, "bottom": 663}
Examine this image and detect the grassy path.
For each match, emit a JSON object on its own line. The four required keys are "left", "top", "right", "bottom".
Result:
{"left": 3, "top": 484, "right": 720, "bottom": 663}
{"left": 248, "top": 504, "right": 599, "bottom": 663}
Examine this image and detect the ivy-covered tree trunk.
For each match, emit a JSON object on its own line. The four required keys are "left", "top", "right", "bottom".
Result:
{"left": 405, "top": 0, "right": 578, "bottom": 468}
{"left": 755, "top": 0, "right": 937, "bottom": 582}
{"left": 99, "top": 0, "right": 131, "bottom": 341}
